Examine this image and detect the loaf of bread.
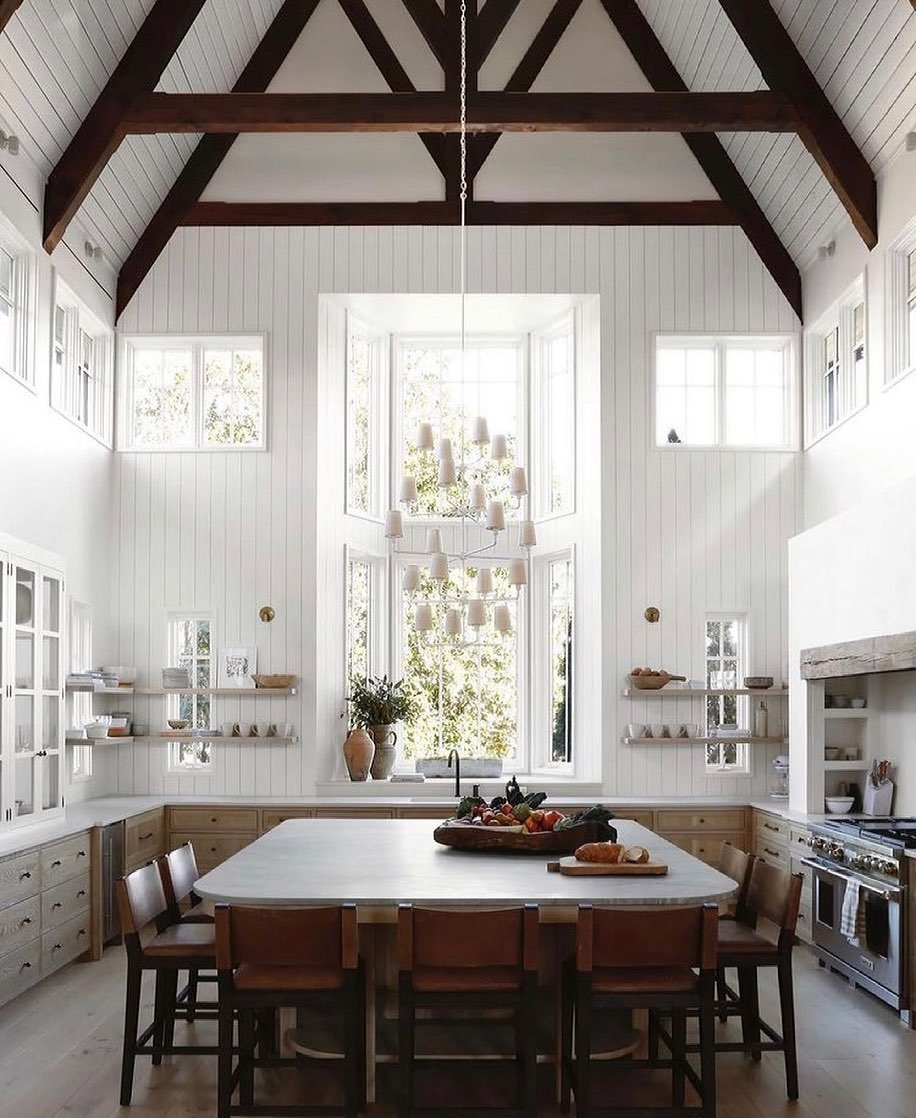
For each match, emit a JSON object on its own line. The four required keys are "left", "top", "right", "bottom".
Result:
{"left": 575, "top": 842, "right": 624, "bottom": 864}
{"left": 623, "top": 845, "right": 650, "bottom": 864}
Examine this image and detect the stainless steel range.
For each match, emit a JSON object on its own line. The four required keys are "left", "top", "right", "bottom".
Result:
{"left": 804, "top": 816, "right": 912, "bottom": 1023}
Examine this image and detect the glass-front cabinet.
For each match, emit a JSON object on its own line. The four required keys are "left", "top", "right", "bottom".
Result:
{"left": 0, "top": 538, "right": 65, "bottom": 830}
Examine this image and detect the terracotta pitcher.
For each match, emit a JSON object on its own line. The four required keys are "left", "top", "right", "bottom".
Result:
{"left": 343, "top": 727, "right": 375, "bottom": 782}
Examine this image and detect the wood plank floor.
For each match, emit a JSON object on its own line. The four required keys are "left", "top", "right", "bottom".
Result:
{"left": 1, "top": 946, "right": 914, "bottom": 1117}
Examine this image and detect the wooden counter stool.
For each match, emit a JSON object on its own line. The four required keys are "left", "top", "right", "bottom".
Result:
{"left": 215, "top": 903, "right": 366, "bottom": 1118}
{"left": 117, "top": 862, "right": 220, "bottom": 1106}
{"left": 561, "top": 904, "right": 718, "bottom": 1118}
{"left": 714, "top": 844, "right": 755, "bottom": 1020}
{"left": 157, "top": 843, "right": 215, "bottom": 1024}
{"left": 397, "top": 904, "right": 539, "bottom": 1118}
{"left": 702, "top": 861, "right": 803, "bottom": 1100}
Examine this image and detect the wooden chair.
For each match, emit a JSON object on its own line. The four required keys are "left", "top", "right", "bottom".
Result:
{"left": 561, "top": 904, "right": 718, "bottom": 1118}
{"left": 700, "top": 861, "right": 803, "bottom": 1100}
{"left": 714, "top": 844, "right": 755, "bottom": 1020}
{"left": 117, "top": 862, "right": 219, "bottom": 1106}
{"left": 157, "top": 842, "right": 215, "bottom": 1024}
{"left": 215, "top": 903, "right": 366, "bottom": 1118}
{"left": 397, "top": 904, "right": 540, "bottom": 1118}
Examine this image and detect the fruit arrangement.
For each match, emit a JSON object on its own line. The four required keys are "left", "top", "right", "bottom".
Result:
{"left": 456, "top": 792, "right": 616, "bottom": 839}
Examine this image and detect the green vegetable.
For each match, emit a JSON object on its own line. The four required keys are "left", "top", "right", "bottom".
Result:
{"left": 489, "top": 796, "right": 507, "bottom": 810}
{"left": 456, "top": 796, "right": 483, "bottom": 819}
{"left": 513, "top": 803, "right": 532, "bottom": 822}
{"left": 524, "top": 792, "right": 548, "bottom": 809}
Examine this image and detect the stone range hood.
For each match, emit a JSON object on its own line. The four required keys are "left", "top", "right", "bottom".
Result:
{"left": 801, "top": 631, "right": 916, "bottom": 680}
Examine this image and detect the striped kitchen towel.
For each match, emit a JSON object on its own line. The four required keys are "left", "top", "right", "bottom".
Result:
{"left": 840, "top": 878, "right": 866, "bottom": 945}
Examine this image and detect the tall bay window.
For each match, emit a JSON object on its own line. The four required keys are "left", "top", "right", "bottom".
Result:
{"left": 804, "top": 278, "right": 867, "bottom": 444}
{"left": 167, "top": 615, "right": 213, "bottom": 771}
{"left": 705, "top": 615, "right": 749, "bottom": 773}
{"left": 51, "top": 279, "right": 113, "bottom": 444}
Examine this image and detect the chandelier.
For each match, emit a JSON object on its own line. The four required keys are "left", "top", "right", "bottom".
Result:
{"left": 383, "top": 0, "right": 535, "bottom": 639}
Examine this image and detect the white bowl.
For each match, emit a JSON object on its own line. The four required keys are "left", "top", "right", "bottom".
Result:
{"left": 85, "top": 724, "right": 110, "bottom": 740}
{"left": 825, "top": 796, "right": 855, "bottom": 814}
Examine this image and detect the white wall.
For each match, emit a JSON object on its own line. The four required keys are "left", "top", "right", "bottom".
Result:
{"left": 801, "top": 143, "right": 916, "bottom": 527}
{"left": 112, "top": 223, "right": 801, "bottom": 799}
{"left": 0, "top": 177, "right": 116, "bottom": 804}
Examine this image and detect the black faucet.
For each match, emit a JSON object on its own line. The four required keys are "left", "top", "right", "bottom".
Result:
{"left": 447, "top": 748, "right": 461, "bottom": 798}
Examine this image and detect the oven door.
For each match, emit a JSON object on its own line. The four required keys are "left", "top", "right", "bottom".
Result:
{"left": 803, "top": 857, "right": 904, "bottom": 1003}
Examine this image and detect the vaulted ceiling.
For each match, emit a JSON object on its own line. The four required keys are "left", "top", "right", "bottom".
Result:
{"left": 0, "top": 0, "right": 914, "bottom": 320}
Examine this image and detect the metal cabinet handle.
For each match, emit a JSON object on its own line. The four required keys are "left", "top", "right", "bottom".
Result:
{"left": 764, "top": 846, "right": 780, "bottom": 857}
{"left": 138, "top": 833, "right": 154, "bottom": 841}
{"left": 20, "top": 961, "right": 31, "bottom": 971}
{"left": 210, "top": 817, "right": 218, "bottom": 823}
{"left": 52, "top": 902, "right": 62, "bottom": 910}
{"left": 19, "top": 871, "right": 31, "bottom": 881}
{"left": 77, "top": 851, "right": 86, "bottom": 858}
{"left": 78, "top": 929, "right": 86, "bottom": 937}
{"left": 51, "top": 860, "right": 61, "bottom": 868}
{"left": 20, "top": 917, "right": 32, "bottom": 926}
{"left": 77, "top": 890, "right": 86, "bottom": 897}
{"left": 764, "top": 822, "right": 779, "bottom": 831}
{"left": 52, "top": 943, "right": 62, "bottom": 951}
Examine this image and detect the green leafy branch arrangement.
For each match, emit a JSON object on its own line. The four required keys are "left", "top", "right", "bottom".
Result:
{"left": 348, "top": 675, "right": 418, "bottom": 728}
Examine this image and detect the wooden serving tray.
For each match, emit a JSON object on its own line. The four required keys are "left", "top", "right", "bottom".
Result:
{"left": 433, "top": 818, "right": 613, "bottom": 854}
{"left": 549, "top": 856, "right": 668, "bottom": 876}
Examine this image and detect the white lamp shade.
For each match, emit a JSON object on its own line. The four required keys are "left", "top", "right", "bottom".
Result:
{"left": 402, "top": 564, "right": 421, "bottom": 593}
{"left": 476, "top": 567, "right": 494, "bottom": 595}
{"left": 491, "top": 433, "right": 508, "bottom": 460}
{"left": 493, "top": 604, "right": 513, "bottom": 633}
{"left": 468, "top": 482, "right": 487, "bottom": 512}
{"left": 416, "top": 421, "right": 435, "bottom": 450}
{"left": 415, "top": 603, "right": 434, "bottom": 631}
{"left": 399, "top": 475, "right": 418, "bottom": 504}
{"left": 438, "top": 457, "right": 457, "bottom": 488}
{"left": 429, "top": 551, "right": 449, "bottom": 581}
{"left": 438, "top": 437, "right": 453, "bottom": 461}
{"left": 445, "top": 608, "right": 464, "bottom": 637}
{"left": 470, "top": 415, "right": 490, "bottom": 445}
{"left": 426, "top": 528, "right": 443, "bottom": 554}
{"left": 518, "top": 519, "right": 537, "bottom": 548}
{"left": 509, "top": 466, "right": 528, "bottom": 498}
{"left": 385, "top": 509, "right": 404, "bottom": 539}
{"left": 508, "top": 558, "right": 528, "bottom": 587}
{"left": 485, "top": 500, "right": 506, "bottom": 532}
{"left": 467, "top": 598, "right": 487, "bottom": 627}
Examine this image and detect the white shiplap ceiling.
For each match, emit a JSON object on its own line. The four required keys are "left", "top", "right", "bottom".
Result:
{"left": 0, "top": 0, "right": 914, "bottom": 275}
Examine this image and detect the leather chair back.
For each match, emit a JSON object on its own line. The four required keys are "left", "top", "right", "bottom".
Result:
{"left": 215, "top": 905, "right": 358, "bottom": 971}
{"left": 118, "top": 862, "right": 169, "bottom": 937}
{"left": 160, "top": 843, "right": 201, "bottom": 912}
{"left": 576, "top": 904, "right": 718, "bottom": 973}
{"left": 398, "top": 905, "right": 539, "bottom": 973}
{"left": 718, "top": 842, "right": 755, "bottom": 916}
{"left": 744, "top": 861, "right": 803, "bottom": 936}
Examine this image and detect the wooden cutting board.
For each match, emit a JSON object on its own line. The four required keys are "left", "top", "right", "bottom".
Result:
{"left": 548, "top": 857, "right": 668, "bottom": 876}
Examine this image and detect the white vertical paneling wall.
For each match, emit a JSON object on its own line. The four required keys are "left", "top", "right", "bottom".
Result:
{"left": 113, "top": 224, "right": 801, "bottom": 799}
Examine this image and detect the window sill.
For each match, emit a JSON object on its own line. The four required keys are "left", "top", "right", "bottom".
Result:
{"left": 882, "top": 362, "right": 916, "bottom": 393}
{"left": 316, "top": 777, "right": 603, "bottom": 800}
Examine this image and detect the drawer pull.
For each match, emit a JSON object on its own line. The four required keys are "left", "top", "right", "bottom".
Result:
{"left": 52, "top": 902, "right": 62, "bottom": 910}
{"left": 52, "top": 943, "right": 62, "bottom": 951}
{"left": 77, "top": 851, "right": 87, "bottom": 858}
{"left": 51, "top": 860, "right": 61, "bottom": 868}
{"left": 138, "top": 832, "right": 154, "bottom": 841}
{"left": 20, "top": 917, "right": 32, "bottom": 926}
{"left": 764, "top": 846, "right": 780, "bottom": 857}
{"left": 210, "top": 847, "right": 217, "bottom": 853}
{"left": 78, "top": 929, "right": 86, "bottom": 937}
{"left": 20, "top": 961, "right": 31, "bottom": 971}
{"left": 763, "top": 822, "right": 779, "bottom": 831}
{"left": 77, "top": 890, "right": 86, "bottom": 897}
{"left": 19, "top": 871, "right": 31, "bottom": 881}
{"left": 211, "top": 817, "right": 218, "bottom": 823}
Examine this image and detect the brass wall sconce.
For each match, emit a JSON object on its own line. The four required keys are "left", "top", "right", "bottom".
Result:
{"left": 259, "top": 606, "right": 276, "bottom": 624}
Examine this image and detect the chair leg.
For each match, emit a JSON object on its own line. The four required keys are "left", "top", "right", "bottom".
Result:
{"left": 699, "top": 986, "right": 718, "bottom": 1118}
{"left": 716, "top": 967, "right": 728, "bottom": 1023}
{"left": 344, "top": 974, "right": 361, "bottom": 1118}
{"left": 257, "top": 1008, "right": 278, "bottom": 1059}
{"left": 647, "top": 1010, "right": 660, "bottom": 1061}
{"left": 560, "top": 964, "right": 573, "bottom": 1113}
{"left": 523, "top": 979, "right": 538, "bottom": 1118}
{"left": 217, "top": 982, "right": 235, "bottom": 1118}
{"left": 162, "top": 969, "right": 179, "bottom": 1054}
{"left": 777, "top": 956, "right": 800, "bottom": 1100}
{"left": 119, "top": 960, "right": 143, "bottom": 1107}
{"left": 670, "top": 1009, "right": 687, "bottom": 1106}
{"left": 515, "top": 1007, "right": 526, "bottom": 1110}
{"left": 574, "top": 976, "right": 592, "bottom": 1118}
{"left": 151, "top": 971, "right": 167, "bottom": 1066}
{"left": 398, "top": 977, "right": 414, "bottom": 1118}
{"left": 737, "top": 966, "right": 762, "bottom": 1062}
{"left": 239, "top": 1008, "right": 256, "bottom": 1108}
{"left": 186, "top": 968, "right": 199, "bottom": 1023}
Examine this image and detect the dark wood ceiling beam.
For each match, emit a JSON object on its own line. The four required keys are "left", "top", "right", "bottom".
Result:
{"left": 338, "top": 0, "right": 446, "bottom": 177}
{"left": 124, "top": 90, "right": 800, "bottom": 134}
{"left": 182, "top": 199, "right": 738, "bottom": 226}
{"left": 116, "top": 0, "right": 322, "bottom": 319}
{"left": 717, "top": 0, "right": 877, "bottom": 248}
{"left": 400, "top": 0, "right": 445, "bottom": 64}
{"left": 470, "top": 0, "right": 584, "bottom": 179}
{"left": 42, "top": 0, "right": 209, "bottom": 252}
{"left": 477, "top": 0, "right": 523, "bottom": 65}
{"left": 599, "top": 0, "right": 802, "bottom": 320}
{"left": 0, "top": 0, "right": 24, "bottom": 35}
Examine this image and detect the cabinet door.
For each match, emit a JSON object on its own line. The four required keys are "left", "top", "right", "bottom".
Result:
{"left": 38, "top": 569, "right": 63, "bottom": 813}
{"left": 0, "top": 549, "right": 8, "bottom": 825}
{"left": 12, "top": 561, "right": 39, "bottom": 824}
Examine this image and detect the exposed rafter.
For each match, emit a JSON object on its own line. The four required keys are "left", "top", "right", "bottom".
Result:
{"left": 0, "top": 0, "right": 24, "bottom": 35}
{"left": 116, "top": 0, "right": 322, "bottom": 319}
{"left": 717, "top": 0, "right": 877, "bottom": 248}
{"left": 401, "top": 0, "right": 445, "bottom": 65}
{"left": 183, "top": 200, "right": 738, "bottom": 226}
{"left": 123, "top": 90, "right": 800, "bottom": 134}
{"left": 42, "top": 0, "right": 209, "bottom": 252}
{"left": 599, "top": 0, "right": 802, "bottom": 320}
{"left": 477, "top": 0, "right": 523, "bottom": 65}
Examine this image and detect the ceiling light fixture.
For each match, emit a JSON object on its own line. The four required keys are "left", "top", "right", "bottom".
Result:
{"left": 84, "top": 240, "right": 104, "bottom": 262}
{"left": 906, "top": 132, "right": 916, "bottom": 152}
{"left": 0, "top": 130, "right": 19, "bottom": 155}
{"left": 818, "top": 241, "right": 836, "bottom": 261}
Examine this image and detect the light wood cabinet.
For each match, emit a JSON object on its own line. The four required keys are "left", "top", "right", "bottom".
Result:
{"left": 125, "top": 808, "right": 166, "bottom": 870}
{"left": 661, "top": 831, "right": 748, "bottom": 866}
{"left": 41, "top": 873, "right": 90, "bottom": 930}
{"left": 170, "top": 831, "right": 256, "bottom": 872}
{"left": 41, "top": 910, "right": 90, "bottom": 976}
{"left": 41, "top": 833, "right": 90, "bottom": 888}
{"left": 0, "top": 850, "right": 40, "bottom": 908}
{"left": 752, "top": 809, "right": 811, "bottom": 943}
{"left": 261, "top": 808, "right": 313, "bottom": 831}
{"left": 169, "top": 807, "right": 259, "bottom": 832}
{"left": 657, "top": 808, "right": 747, "bottom": 833}
{"left": 313, "top": 808, "right": 396, "bottom": 819}
{"left": 0, "top": 894, "right": 41, "bottom": 957}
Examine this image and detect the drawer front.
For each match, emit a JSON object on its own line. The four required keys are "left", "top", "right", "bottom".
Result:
{"left": 755, "top": 813, "right": 790, "bottom": 844}
{"left": 396, "top": 806, "right": 455, "bottom": 820}
{"left": 42, "top": 872, "right": 91, "bottom": 931}
{"left": 261, "top": 808, "right": 314, "bottom": 831}
{"left": 169, "top": 807, "right": 260, "bottom": 832}
{"left": 126, "top": 809, "right": 165, "bottom": 866}
{"left": 41, "top": 833, "right": 90, "bottom": 889}
{"left": 755, "top": 836, "right": 791, "bottom": 872}
{"left": 611, "top": 810, "right": 656, "bottom": 829}
{"left": 170, "top": 832, "right": 256, "bottom": 871}
{"left": 796, "top": 901, "right": 812, "bottom": 944}
{"left": 0, "top": 851, "right": 41, "bottom": 909}
{"left": 41, "top": 911, "right": 90, "bottom": 976}
{"left": 656, "top": 809, "right": 746, "bottom": 833}
{"left": 0, "top": 894, "right": 41, "bottom": 959}
{"left": 0, "top": 940, "right": 41, "bottom": 1007}
{"left": 788, "top": 825, "right": 811, "bottom": 854}
{"left": 659, "top": 831, "right": 747, "bottom": 866}
{"left": 312, "top": 808, "right": 395, "bottom": 819}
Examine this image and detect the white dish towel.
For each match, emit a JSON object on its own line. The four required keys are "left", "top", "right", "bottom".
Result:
{"left": 840, "top": 879, "right": 866, "bottom": 945}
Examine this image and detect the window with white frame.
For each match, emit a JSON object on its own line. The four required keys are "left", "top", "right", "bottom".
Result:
{"left": 548, "top": 555, "right": 574, "bottom": 764}
{"left": 346, "top": 319, "right": 386, "bottom": 517}
{"left": 704, "top": 615, "right": 749, "bottom": 772}
{"left": 69, "top": 601, "right": 93, "bottom": 781}
{"left": 909, "top": 250, "right": 916, "bottom": 371}
{"left": 804, "top": 279, "right": 867, "bottom": 445}
{"left": 122, "top": 336, "right": 264, "bottom": 450}
{"left": 655, "top": 336, "right": 794, "bottom": 449}
{"left": 167, "top": 616, "right": 213, "bottom": 771}
{"left": 532, "top": 315, "right": 575, "bottom": 518}
{"left": 51, "top": 280, "right": 113, "bottom": 444}
{"left": 0, "top": 222, "right": 34, "bottom": 389}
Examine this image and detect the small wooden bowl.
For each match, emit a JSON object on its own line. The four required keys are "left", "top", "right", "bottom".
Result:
{"left": 628, "top": 672, "right": 686, "bottom": 691}
{"left": 252, "top": 674, "right": 296, "bottom": 689}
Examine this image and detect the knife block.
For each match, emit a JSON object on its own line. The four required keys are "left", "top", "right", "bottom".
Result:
{"left": 863, "top": 780, "right": 894, "bottom": 816}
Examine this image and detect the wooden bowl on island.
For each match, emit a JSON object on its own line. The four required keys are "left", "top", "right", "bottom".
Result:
{"left": 252, "top": 674, "right": 296, "bottom": 689}
{"left": 628, "top": 671, "right": 687, "bottom": 691}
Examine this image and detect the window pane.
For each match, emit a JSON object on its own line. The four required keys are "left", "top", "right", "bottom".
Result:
{"left": 655, "top": 345, "right": 716, "bottom": 445}
{"left": 132, "top": 348, "right": 193, "bottom": 446}
{"left": 545, "top": 328, "right": 574, "bottom": 514}
{"left": 401, "top": 567, "right": 517, "bottom": 761}
{"left": 0, "top": 295, "right": 12, "bottom": 373}
{"left": 170, "top": 616, "right": 212, "bottom": 764}
{"left": 347, "top": 331, "right": 372, "bottom": 512}
{"left": 705, "top": 615, "right": 748, "bottom": 770}
{"left": 909, "top": 302, "right": 916, "bottom": 369}
{"left": 724, "top": 345, "right": 788, "bottom": 447}
{"left": 549, "top": 558, "right": 573, "bottom": 763}
{"left": 908, "top": 249, "right": 916, "bottom": 300}
{"left": 0, "top": 248, "right": 11, "bottom": 300}
{"left": 203, "top": 347, "right": 263, "bottom": 446}
{"left": 347, "top": 560, "right": 370, "bottom": 686}
{"left": 400, "top": 343, "right": 519, "bottom": 517}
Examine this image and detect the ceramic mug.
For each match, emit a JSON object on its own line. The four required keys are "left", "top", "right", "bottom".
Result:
{"left": 235, "top": 723, "right": 251, "bottom": 738}
{"left": 650, "top": 724, "right": 668, "bottom": 738}
{"left": 220, "top": 722, "right": 237, "bottom": 737}
{"left": 683, "top": 723, "right": 699, "bottom": 739}
{"left": 252, "top": 722, "right": 270, "bottom": 737}
{"left": 627, "top": 723, "right": 645, "bottom": 739}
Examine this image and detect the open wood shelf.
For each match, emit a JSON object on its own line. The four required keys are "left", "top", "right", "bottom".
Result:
{"left": 65, "top": 685, "right": 135, "bottom": 694}
{"left": 622, "top": 687, "right": 788, "bottom": 698}
{"left": 134, "top": 686, "right": 297, "bottom": 696}
{"left": 824, "top": 708, "right": 868, "bottom": 719}
{"left": 824, "top": 760, "right": 868, "bottom": 771}
{"left": 142, "top": 734, "right": 298, "bottom": 744}
{"left": 623, "top": 736, "right": 786, "bottom": 746}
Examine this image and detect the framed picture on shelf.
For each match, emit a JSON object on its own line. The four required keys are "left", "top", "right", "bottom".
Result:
{"left": 218, "top": 647, "right": 257, "bottom": 689}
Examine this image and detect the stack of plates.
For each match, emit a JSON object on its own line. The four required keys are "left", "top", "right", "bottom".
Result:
{"left": 162, "top": 667, "right": 191, "bottom": 689}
